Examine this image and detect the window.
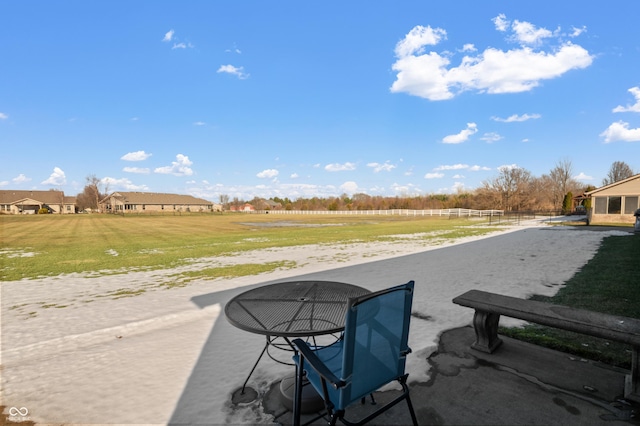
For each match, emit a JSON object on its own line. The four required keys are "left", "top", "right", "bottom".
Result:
{"left": 625, "top": 196, "right": 639, "bottom": 214}
{"left": 594, "top": 197, "right": 607, "bottom": 214}
{"left": 607, "top": 196, "right": 621, "bottom": 214}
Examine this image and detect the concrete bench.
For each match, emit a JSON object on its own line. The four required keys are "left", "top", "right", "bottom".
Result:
{"left": 452, "top": 289, "right": 640, "bottom": 403}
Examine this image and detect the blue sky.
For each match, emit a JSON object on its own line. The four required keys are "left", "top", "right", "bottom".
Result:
{"left": 2, "top": 1, "right": 639, "bottom": 202}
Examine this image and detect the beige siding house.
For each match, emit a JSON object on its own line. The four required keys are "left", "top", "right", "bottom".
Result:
{"left": 585, "top": 174, "right": 640, "bottom": 225}
{"left": 100, "top": 192, "right": 216, "bottom": 213}
{"left": 0, "top": 190, "right": 76, "bottom": 214}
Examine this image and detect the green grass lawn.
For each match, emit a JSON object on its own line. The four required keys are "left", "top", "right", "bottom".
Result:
{"left": 0, "top": 213, "right": 497, "bottom": 281}
{"left": 500, "top": 232, "right": 640, "bottom": 368}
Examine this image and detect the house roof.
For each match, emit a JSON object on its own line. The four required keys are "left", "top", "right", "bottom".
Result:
{"left": 103, "top": 192, "right": 213, "bottom": 205}
{"left": 585, "top": 173, "right": 640, "bottom": 196}
{"left": 0, "top": 190, "right": 71, "bottom": 205}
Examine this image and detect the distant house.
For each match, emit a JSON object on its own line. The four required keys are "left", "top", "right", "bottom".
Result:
{"left": 100, "top": 192, "right": 214, "bottom": 213}
{"left": 262, "top": 199, "right": 282, "bottom": 210}
{"left": 0, "top": 190, "right": 76, "bottom": 214}
{"left": 585, "top": 173, "right": 640, "bottom": 225}
{"left": 229, "top": 203, "right": 255, "bottom": 212}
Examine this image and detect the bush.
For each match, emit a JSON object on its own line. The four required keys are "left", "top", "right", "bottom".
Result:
{"left": 38, "top": 207, "right": 50, "bottom": 214}
{"left": 562, "top": 192, "right": 573, "bottom": 214}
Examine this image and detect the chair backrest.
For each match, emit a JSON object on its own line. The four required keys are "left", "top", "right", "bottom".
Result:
{"left": 338, "top": 281, "right": 414, "bottom": 409}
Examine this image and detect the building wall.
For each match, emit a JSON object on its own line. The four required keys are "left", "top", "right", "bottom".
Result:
{"left": 588, "top": 177, "right": 640, "bottom": 225}
{"left": 105, "top": 199, "right": 212, "bottom": 213}
{"left": 3, "top": 202, "right": 75, "bottom": 214}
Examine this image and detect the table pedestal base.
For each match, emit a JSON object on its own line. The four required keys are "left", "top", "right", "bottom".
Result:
{"left": 231, "top": 386, "right": 258, "bottom": 404}
{"left": 279, "top": 375, "right": 325, "bottom": 414}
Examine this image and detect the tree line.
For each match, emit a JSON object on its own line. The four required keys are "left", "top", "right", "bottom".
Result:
{"left": 75, "top": 161, "right": 635, "bottom": 213}
{"left": 229, "top": 160, "right": 635, "bottom": 213}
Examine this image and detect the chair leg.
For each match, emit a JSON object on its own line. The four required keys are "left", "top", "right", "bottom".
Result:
{"left": 405, "top": 393, "right": 419, "bottom": 426}
{"left": 293, "top": 358, "right": 304, "bottom": 426}
{"left": 329, "top": 410, "right": 344, "bottom": 426}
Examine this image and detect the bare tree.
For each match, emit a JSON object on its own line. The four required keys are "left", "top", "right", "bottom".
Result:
{"left": 483, "top": 165, "right": 533, "bottom": 211}
{"left": 602, "top": 161, "right": 634, "bottom": 186}
{"left": 76, "top": 175, "right": 108, "bottom": 212}
{"left": 548, "top": 159, "right": 578, "bottom": 211}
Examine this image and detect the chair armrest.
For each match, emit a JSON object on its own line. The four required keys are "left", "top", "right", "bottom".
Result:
{"left": 292, "top": 338, "right": 346, "bottom": 389}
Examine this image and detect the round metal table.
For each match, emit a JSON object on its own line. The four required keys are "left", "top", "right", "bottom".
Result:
{"left": 225, "top": 280, "right": 370, "bottom": 409}
{"left": 225, "top": 280, "right": 370, "bottom": 338}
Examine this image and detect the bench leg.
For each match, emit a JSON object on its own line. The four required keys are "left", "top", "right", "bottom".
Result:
{"left": 471, "top": 310, "right": 502, "bottom": 353}
{"left": 625, "top": 345, "right": 639, "bottom": 403}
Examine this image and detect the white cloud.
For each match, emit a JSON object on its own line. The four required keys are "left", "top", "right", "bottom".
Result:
{"left": 394, "top": 25, "right": 447, "bottom": 58}
{"left": 570, "top": 26, "right": 587, "bottom": 37}
{"left": 600, "top": 121, "right": 640, "bottom": 143}
{"left": 172, "top": 42, "right": 194, "bottom": 50}
{"left": 193, "top": 121, "right": 206, "bottom": 126}
{"left": 391, "top": 17, "right": 593, "bottom": 101}
{"left": 217, "top": 64, "right": 249, "bottom": 79}
{"left": 469, "top": 165, "right": 491, "bottom": 171}
{"left": 0, "top": 180, "right": 8, "bottom": 186}
{"left": 612, "top": 87, "right": 640, "bottom": 113}
{"left": 154, "top": 154, "right": 194, "bottom": 176}
{"left": 492, "top": 14, "right": 509, "bottom": 32}
{"left": 290, "top": 173, "right": 299, "bottom": 179}
{"left": 0, "top": 112, "right": 8, "bottom": 120}
{"left": 123, "top": 167, "right": 150, "bottom": 174}
{"left": 494, "top": 14, "right": 556, "bottom": 45}
{"left": 510, "top": 19, "right": 554, "bottom": 45}
{"left": 452, "top": 174, "right": 465, "bottom": 179}
{"left": 442, "top": 123, "right": 477, "bottom": 144}
{"left": 491, "top": 113, "right": 541, "bottom": 122}
{"left": 451, "top": 181, "right": 466, "bottom": 192}
{"left": 102, "top": 177, "right": 149, "bottom": 191}
{"left": 340, "top": 181, "right": 359, "bottom": 194}
{"left": 424, "top": 172, "right": 445, "bottom": 179}
{"left": 12, "top": 174, "right": 31, "bottom": 184}
{"left": 325, "top": 162, "right": 356, "bottom": 172}
{"left": 225, "top": 44, "right": 242, "bottom": 54}
{"left": 257, "top": 169, "right": 279, "bottom": 179}
{"left": 498, "top": 163, "right": 519, "bottom": 172}
{"left": 391, "top": 182, "right": 421, "bottom": 196}
{"left": 163, "top": 30, "right": 175, "bottom": 42}
{"left": 461, "top": 44, "right": 476, "bottom": 52}
{"left": 41, "top": 167, "right": 66, "bottom": 186}
{"left": 367, "top": 162, "right": 396, "bottom": 173}
{"left": 121, "top": 150, "right": 152, "bottom": 161}
{"left": 480, "top": 132, "right": 503, "bottom": 143}
{"left": 435, "top": 164, "right": 468, "bottom": 171}
{"left": 574, "top": 172, "right": 594, "bottom": 181}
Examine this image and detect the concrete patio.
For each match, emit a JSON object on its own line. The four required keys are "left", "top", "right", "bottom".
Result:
{"left": 262, "top": 326, "right": 638, "bottom": 425}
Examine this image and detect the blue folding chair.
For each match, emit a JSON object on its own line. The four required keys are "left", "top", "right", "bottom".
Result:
{"left": 292, "top": 281, "right": 418, "bottom": 426}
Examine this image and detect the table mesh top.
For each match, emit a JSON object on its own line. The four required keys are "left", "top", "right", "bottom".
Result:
{"left": 225, "top": 281, "right": 370, "bottom": 337}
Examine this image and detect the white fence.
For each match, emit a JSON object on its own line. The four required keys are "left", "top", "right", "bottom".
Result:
{"left": 256, "top": 208, "right": 504, "bottom": 217}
